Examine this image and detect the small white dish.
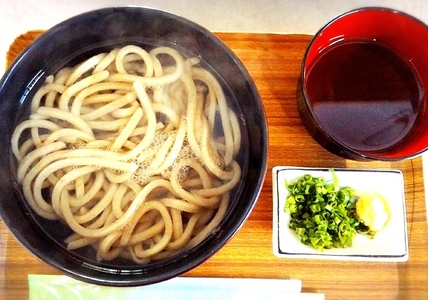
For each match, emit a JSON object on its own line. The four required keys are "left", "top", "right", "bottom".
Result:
{"left": 272, "top": 166, "right": 408, "bottom": 262}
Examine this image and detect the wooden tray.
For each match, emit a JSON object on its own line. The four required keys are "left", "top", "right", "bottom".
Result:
{"left": 1, "top": 31, "right": 427, "bottom": 300}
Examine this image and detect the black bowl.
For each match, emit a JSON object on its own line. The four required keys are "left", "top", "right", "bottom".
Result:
{"left": 0, "top": 7, "right": 268, "bottom": 286}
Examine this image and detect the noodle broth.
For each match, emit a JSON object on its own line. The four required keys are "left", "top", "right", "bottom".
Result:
{"left": 11, "top": 40, "right": 249, "bottom": 268}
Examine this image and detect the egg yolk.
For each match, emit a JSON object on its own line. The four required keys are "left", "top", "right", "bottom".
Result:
{"left": 356, "top": 192, "right": 390, "bottom": 231}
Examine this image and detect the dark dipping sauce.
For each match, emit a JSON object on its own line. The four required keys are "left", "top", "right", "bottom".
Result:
{"left": 305, "top": 40, "right": 424, "bottom": 153}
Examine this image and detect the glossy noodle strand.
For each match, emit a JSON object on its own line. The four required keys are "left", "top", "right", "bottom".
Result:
{"left": 11, "top": 45, "right": 242, "bottom": 263}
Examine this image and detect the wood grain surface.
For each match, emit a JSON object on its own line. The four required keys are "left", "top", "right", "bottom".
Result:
{"left": 0, "top": 31, "right": 427, "bottom": 300}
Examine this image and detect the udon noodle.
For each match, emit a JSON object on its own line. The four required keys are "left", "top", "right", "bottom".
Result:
{"left": 11, "top": 45, "right": 242, "bottom": 263}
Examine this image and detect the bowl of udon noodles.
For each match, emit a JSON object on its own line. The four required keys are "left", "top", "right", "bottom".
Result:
{"left": 0, "top": 7, "right": 268, "bottom": 286}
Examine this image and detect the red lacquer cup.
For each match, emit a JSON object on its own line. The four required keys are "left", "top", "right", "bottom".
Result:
{"left": 298, "top": 7, "right": 428, "bottom": 161}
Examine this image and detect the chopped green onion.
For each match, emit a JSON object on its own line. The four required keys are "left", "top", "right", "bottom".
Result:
{"left": 284, "top": 170, "right": 366, "bottom": 251}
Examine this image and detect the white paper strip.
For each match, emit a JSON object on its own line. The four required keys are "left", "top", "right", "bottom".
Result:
{"left": 29, "top": 275, "right": 325, "bottom": 300}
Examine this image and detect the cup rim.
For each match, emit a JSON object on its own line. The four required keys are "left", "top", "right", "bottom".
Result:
{"left": 299, "top": 6, "right": 428, "bottom": 161}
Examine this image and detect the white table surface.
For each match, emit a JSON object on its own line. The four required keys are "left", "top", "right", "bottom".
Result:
{"left": 0, "top": 0, "right": 427, "bottom": 213}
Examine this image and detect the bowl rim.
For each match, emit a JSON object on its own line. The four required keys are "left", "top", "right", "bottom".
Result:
{"left": 299, "top": 6, "right": 428, "bottom": 161}
{"left": 0, "top": 6, "right": 268, "bottom": 286}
